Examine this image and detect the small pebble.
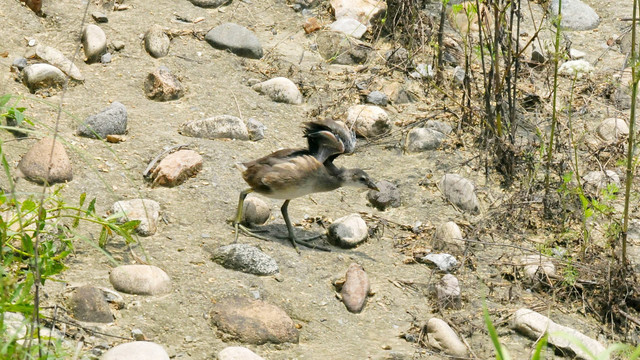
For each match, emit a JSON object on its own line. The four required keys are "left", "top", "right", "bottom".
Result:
{"left": 328, "top": 214, "right": 368, "bottom": 248}
{"left": 92, "top": 11, "right": 108, "bottom": 23}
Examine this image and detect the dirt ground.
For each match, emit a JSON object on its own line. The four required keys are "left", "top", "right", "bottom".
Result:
{"left": 0, "top": 0, "right": 637, "bottom": 358}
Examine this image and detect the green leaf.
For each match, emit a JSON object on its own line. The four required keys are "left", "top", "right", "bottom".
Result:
{"left": 87, "top": 198, "right": 96, "bottom": 215}
{"left": 0, "top": 94, "right": 10, "bottom": 108}
{"left": 531, "top": 334, "right": 548, "bottom": 360}
{"left": 20, "top": 199, "right": 36, "bottom": 213}
{"left": 483, "top": 303, "right": 510, "bottom": 360}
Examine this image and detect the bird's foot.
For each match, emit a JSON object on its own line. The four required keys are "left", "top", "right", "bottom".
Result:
{"left": 236, "top": 224, "right": 330, "bottom": 252}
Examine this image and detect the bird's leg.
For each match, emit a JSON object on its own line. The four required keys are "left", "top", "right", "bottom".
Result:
{"left": 233, "top": 189, "right": 253, "bottom": 242}
{"left": 281, "top": 200, "right": 300, "bottom": 253}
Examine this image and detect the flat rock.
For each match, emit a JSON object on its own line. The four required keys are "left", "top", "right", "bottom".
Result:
{"left": 316, "top": 31, "right": 371, "bottom": 65}
{"left": 92, "top": 11, "right": 108, "bottom": 23}
{"left": 69, "top": 286, "right": 113, "bottom": 323}
{"left": 205, "top": 23, "right": 263, "bottom": 59}
{"left": 252, "top": 77, "right": 303, "bottom": 105}
{"left": 111, "top": 199, "right": 161, "bottom": 236}
{"left": 18, "top": 138, "right": 73, "bottom": 185}
{"left": 150, "top": 149, "right": 203, "bottom": 187}
{"left": 179, "top": 115, "right": 249, "bottom": 140}
{"left": 109, "top": 265, "right": 171, "bottom": 295}
{"left": 78, "top": 101, "right": 127, "bottom": 139}
{"left": 425, "top": 120, "right": 453, "bottom": 135}
{"left": 340, "top": 263, "right": 370, "bottom": 313}
{"left": 330, "top": 0, "right": 386, "bottom": 26}
{"left": 242, "top": 196, "right": 270, "bottom": 225}
{"left": 366, "top": 90, "right": 388, "bottom": 106}
{"left": 367, "top": 180, "right": 400, "bottom": 210}
{"left": 439, "top": 173, "right": 479, "bottom": 213}
{"left": 407, "top": 127, "right": 445, "bottom": 152}
{"left": 82, "top": 24, "right": 107, "bottom": 63}
{"left": 22, "top": 64, "right": 66, "bottom": 93}
{"left": 218, "top": 346, "right": 265, "bottom": 360}
{"left": 210, "top": 296, "right": 298, "bottom": 344}
{"left": 597, "top": 118, "right": 628, "bottom": 141}
{"left": 247, "top": 118, "right": 266, "bottom": 141}
{"left": 35, "top": 45, "right": 84, "bottom": 81}
{"left": 513, "top": 308, "right": 605, "bottom": 359}
{"left": 328, "top": 18, "right": 367, "bottom": 39}
{"left": 346, "top": 105, "right": 391, "bottom": 138}
{"left": 102, "top": 341, "right": 170, "bottom": 360}
{"left": 144, "top": 67, "right": 185, "bottom": 101}
{"left": 436, "top": 274, "right": 461, "bottom": 309}
{"left": 144, "top": 25, "right": 170, "bottom": 58}
{"left": 549, "top": 0, "right": 599, "bottom": 31}
{"left": 328, "top": 213, "right": 368, "bottom": 248}
{"left": 188, "top": 0, "right": 232, "bottom": 8}
{"left": 211, "top": 244, "right": 279, "bottom": 276}
{"left": 426, "top": 318, "right": 467, "bottom": 357}
{"left": 433, "top": 221, "right": 463, "bottom": 252}
{"left": 421, "top": 253, "right": 458, "bottom": 272}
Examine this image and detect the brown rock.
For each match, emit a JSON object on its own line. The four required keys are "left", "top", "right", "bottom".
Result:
{"left": 144, "top": 67, "right": 185, "bottom": 101}
{"left": 151, "top": 150, "right": 202, "bottom": 187}
{"left": 340, "top": 263, "right": 370, "bottom": 313}
{"left": 210, "top": 296, "right": 299, "bottom": 344}
{"left": 303, "top": 17, "right": 322, "bottom": 34}
{"left": 20, "top": 0, "right": 41, "bottom": 13}
{"left": 18, "top": 138, "right": 73, "bottom": 185}
{"left": 69, "top": 286, "right": 114, "bottom": 323}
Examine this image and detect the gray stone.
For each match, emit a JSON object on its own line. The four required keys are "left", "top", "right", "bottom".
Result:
{"left": 12, "top": 57, "right": 27, "bottom": 71}
{"left": 425, "top": 120, "right": 453, "bottom": 135}
{"left": 188, "top": 0, "right": 232, "bottom": 8}
{"left": 3, "top": 312, "right": 28, "bottom": 340}
{"left": 433, "top": 221, "right": 463, "bottom": 252}
{"left": 421, "top": 253, "right": 458, "bottom": 272}
{"left": 210, "top": 296, "right": 299, "bottom": 344}
{"left": 82, "top": 24, "right": 107, "bottom": 63}
{"left": 531, "top": 43, "right": 546, "bottom": 64}
{"left": 205, "top": 23, "right": 263, "bottom": 59}
{"left": 18, "top": 138, "right": 72, "bottom": 185}
{"left": 109, "top": 265, "right": 171, "bottom": 296}
{"left": 385, "top": 47, "right": 410, "bottom": 68}
{"left": 35, "top": 45, "right": 84, "bottom": 81}
{"left": 346, "top": 104, "right": 391, "bottom": 138}
{"left": 549, "top": 0, "right": 599, "bottom": 31}
{"left": 212, "top": 244, "right": 279, "bottom": 276}
{"left": 439, "top": 174, "right": 479, "bottom": 213}
{"left": 111, "top": 199, "right": 161, "bottom": 236}
{"left": 242, "top": 196, "right": 270, "bottom": 225}
{"left": 102, "top": 341, "right": 170, "bottom": 360}
{"left": 218, "top": 347, "right": 265, "bottom": 360}
{"left": 150, "top": 150, "right": 203, "bottom": 187}
{"left": 367, "top": 180, "right": 400, "bottom": 210}
{"left": 453, "top": 66, "right": 465, "bottom": 85}
{"left": 251, "top": 77, "right": 303, "bottom": 104}
{"left": 144, "top": 25, "right": 170, "bottom": 58}
{"left": 328, "top": 214, "right": 368, "bottom": 248}
{"left": 366, "top": 91, "right": 388, "bottom": 106}
{"left": 144, "top": 67, "right": 185, "bottom": 101}
{"left": 247, "top": 118, "right": 266, "bottom": 141}
{"left": 407, "top": 128, "right": 445, "bottom": 152}
{"left": 22, "top": 64, "right": 66, "bottom": 93}
{"left": 436, "top": 274, "right": 461, "bottom": 309}
{"left": 179, "top": 115, "right": 249, "bottom": 140}
{"left": 340, "top": 263, "right": 370, "bottom": 313}
{"left": 92, "top": 11, "right": 108, "bottom": 23}
{"left": 316, "top": 31, "right": 371, "bottom": 65}
{"left": 426, "top": 318, "right": 467, "bottom": 357}
{"left": 69, "top": 286, "right": 113, "bottom": 323}
{"left": 597, "top": 118, "right": 628, "bottom": 141}
{"left": 582, "top": 170, "right": 620, "bottom": 196}
{"left": 78, "top": 101, "right": 127, "bottom": 139}
{"left": 513, "top": 308, "right": 605, "bottom": 359}
{"left": 100, "top": 52, "right": 112, "bottom": 64}
{"left": 328, "top": 18, "right": 367, "bottom": 39}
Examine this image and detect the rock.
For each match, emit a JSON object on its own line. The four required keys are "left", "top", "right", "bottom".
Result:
{"left": 210, "top": 296, "right": 299, "bottom": 344}
{"left": 205, "top": 23, "right": 263, "bottom": 59}
{"left": 315, "top": 31, "right": 371, "bottom": 65}
{"left": 513, "top": 308, "right": 605, "bottom": 359}
{"left": 144, "top": 25, "right": 170, "bottom": 58}
{"left": 111, "top": 199, "right": 161, "bottom": 236}
{"left": 453, "top": 66, "right": 465, "bottom": 85}
{"left": 144, "top": 67, "right": 185, "bottom": 101}
{"left": 439, "top": 174, "right": 480, "bottom": 214}
{"left": 92, "top": 11, "right": 108, "bottom": 23}
{"left": 12, "top": 57, "right": 28, "bottom": 71}
{"left": 596, "top": 118, "right": 628, "bottom": 141}
{"left": 78, "top": 101, "right": 127, "bottom": 139}
{"left": 346, "top": 105, "right": 391, "bottom": 138}
{"left": 569, "top": 48, "right": 586, "bottom": 59}
{"left": 82, "top": 24, "right": 107, "bottom": 63}
{"left": 21, "top": 0, "right": 41, "bottom": 13}
{"left": 383, "top": 82, "right": 416, "bottom": 104}
{"left": 433, "top": 221, "right": 463, "bottom": 251}
{"left": 425, "top": 120, "right": 453, "bottom": 135}
{"left": 558, "top": 60, "right": 593, "bottom": 79}
{"left": 179, "top": 115, "right": 250, "bottom": 140}
{"left": 425, "top": 318, "right": 467, "bottom": 357}
{"left": 211, "top": 244, "right": 279, "bottom": 276}
{"left": 582, "top": 170, "right": 620, "bottom": 196}
{"left": 69, "top": 286, "right": 113, "bottom": 323}
{"left": 330, "top": 0, "right": 386, "bottom": 26}
{"left": 35, "top": 45, "right": 84, "bottom": 81}
{"left": 329, "top": 18, "right": 367, "bottom": 39}
{"left": 410, "top": 63, "right": 434, "bottom": 80}
{"left": 303, "top": 17, "right": 322, "bottom": 34}
{"left": 549, "top": 0, "right": 599, "bottom": 31}
{"left": 328, "top": 214, "right": 368, "bottom": 248}
{"left": 109, "top": 265, "right": 171, "bottom": 295}
{"left": 518, "top": 255, "right": 556, "bottom": 282}
{"left": 4, "top": 312, "right": 28, "bottom": 340}
{"left": 251, "top": 77, "right": 303, "bottom": 105}
{"left": 188, "top": 0, "right": 232, "bottom": 8}
{"left": 247, "top": 118, "right": 266, "bottom": 141}
{"left": 386, "top": 47, "right": 410, "bottom": 69}
{"left": 18, "top": 138, "right": 73, "bottom": 185}
{"left": 102, "top": 341, "right": 170, "bottom": 360}
{"left": 531, "top": 43, "right": 547, "bottom": 64}
{"left": 340, "top": 263, "right": 370, "bottom": 313}
{"left": 22, "top": 64, "right": 66, "bottom": 93}
{"left": 421, "top": 253, "right": 458, "bottom": 272}
{"left": 101, "top": 52, "right": 112, "bottom": 64}
{"left": 367, "top": 180, "right": 400, "bottom": 210}
{"left": 242, "top": 196, "right": 270, "bottom": 225}
{"left": 111, "top": 40, "right": 126, "bottom": 51}
{"left": 150, "top": 149, "right": 203, "bottom": 187}
{"left": 366, "top": 91, "right": 388, "bottom": 106}
{"left": 218, "top": 346, "right": 265, "bottom": 360}
{"left": 407, "top": 128, "right": 445, "bottom": 152}
{"left": 436, "top": 274, "right": 461, "bottom": 309}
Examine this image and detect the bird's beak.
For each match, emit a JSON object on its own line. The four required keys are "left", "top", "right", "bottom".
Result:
{"left": 368, "top": 180, "right": 380, "bottom": 191}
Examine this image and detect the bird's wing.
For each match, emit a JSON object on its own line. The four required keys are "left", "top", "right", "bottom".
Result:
{"left": 304, "top": 119, "right": 356, "bottom": 163}
{"left": 261, "top": 155, "right": 324, "bottom": 190}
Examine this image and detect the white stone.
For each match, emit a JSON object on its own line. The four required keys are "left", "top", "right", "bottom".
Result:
{"left": 102, "top": 341, "right": 170, "bottom": 360}
{"left": 329, "top": 18, "right": 367, "bottom": 39}
{"left": 433, "top": 221, "right": 463, "bottom": 251}
{"left": 218, "top": 346, "right": 265, "bottom": 360}
{"left": 330, "top": 0, "right": 386, "bottom": 26}
{"left": 596, "top": 118, "right": 629, "bottom": 141}
{"left": 426, "top": 318, "right": 467, "bottom": 357}
{"left": 252, "top": 77, "right": 302, "bottom": 105}
{"left": 109, "top": 265, "right": 171, "bottom": 295}
{"left": 439, "top": 174, "right": 480, "bottom": 213}
{"left": 407, "top": 128, "right": 445, "bottom": 152}
{"left": 558, "top": 60, "right": 593, "bottom": 79}
{"left": 180, "top": 115, "right": 250, "bottom": 140}
{"left": 22, "top": 64, "right": 66, "bottom": 93}
{"left": 518, "top": 255, "right": 556, "bottom": 281}
{"left": 421, "top": 253, "right": 458, "bottom": 272}
{"left": 35, "top": 45, "right": 84, "bottom": 81}
{"left": 328, "top": 214, "right": 368, "bottom": 248}
{"left": 243, "top": 196, "right": 270, "bottom": 225}
{"left": 82, "top": 24, "right": 107, "bottom": 63}
{"left": 111, "top": 199, "right": 160, "bottom": 236}
{"left": 346, "top": 105, "right": 391, "bottom": 138}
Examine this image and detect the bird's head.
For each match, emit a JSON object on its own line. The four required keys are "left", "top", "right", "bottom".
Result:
{"left": 341, "top": 169, "right": 379, "bottom": 191}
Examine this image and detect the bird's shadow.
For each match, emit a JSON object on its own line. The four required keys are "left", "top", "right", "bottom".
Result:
{"left": 241, "top": 223, "right": 326, "bottom": 243}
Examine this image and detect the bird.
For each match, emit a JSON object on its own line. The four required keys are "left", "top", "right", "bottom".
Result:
{"left": 232, "top": 119, "right": 378, "bottom": 252}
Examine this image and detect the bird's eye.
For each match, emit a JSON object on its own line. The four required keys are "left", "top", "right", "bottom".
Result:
{"left": 359, "top": 176, "right": 366, "bottom": 182}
